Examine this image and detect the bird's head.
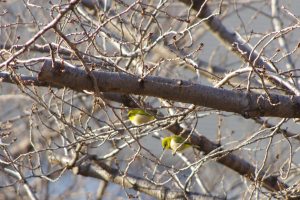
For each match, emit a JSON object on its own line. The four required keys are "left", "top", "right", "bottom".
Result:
{"left": 128, "top": 110, "right": 137, "bottom": 121}
{"left": 162, "top": 137, "right": 172, "bottom": 150}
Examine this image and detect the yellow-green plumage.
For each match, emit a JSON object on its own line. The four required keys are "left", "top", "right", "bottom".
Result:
{"left": 162, "top": 135, "right": 199, "bottom": 153}
{"left": 128, "top": 109, "right": 155, "bottom": 125}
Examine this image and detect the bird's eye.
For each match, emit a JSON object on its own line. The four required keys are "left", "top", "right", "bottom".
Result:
{"left": 129, "top": 113, "right": 133, "bottom": 117}
{"left": 164, "top": 142, "right": 167, "bottom": 147}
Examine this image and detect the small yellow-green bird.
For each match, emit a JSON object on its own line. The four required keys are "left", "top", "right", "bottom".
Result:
{"left": 128, "top": 109, "right": 155, "bottom": 125}
{"left": 162, "top": 135, "right": 199, "bottom": 153}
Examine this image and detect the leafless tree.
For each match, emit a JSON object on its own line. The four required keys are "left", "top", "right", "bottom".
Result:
{"left": 1, "top": 0, "right": 300, "bottom": 199}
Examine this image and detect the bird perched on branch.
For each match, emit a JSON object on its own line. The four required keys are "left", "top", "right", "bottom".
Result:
{"left": 162, "top": 135, "right": 199, "bottom": 153}
{"left": 128, "top": 109, "right": 155, "bottom": 125}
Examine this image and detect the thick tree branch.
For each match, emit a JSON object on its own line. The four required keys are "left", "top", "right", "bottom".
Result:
{"left": 38, "top": 60, "right": 300, "bottom": 118}
{"left": 0, "top": 72, "right": 61, "bottom": 88}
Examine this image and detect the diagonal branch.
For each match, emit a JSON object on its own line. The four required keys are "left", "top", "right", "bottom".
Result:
{"left": 178, "top": 0, "right": 277, "bottom": 72}
{"left": 48, "top": 154, "right": 223, "bottom": 200}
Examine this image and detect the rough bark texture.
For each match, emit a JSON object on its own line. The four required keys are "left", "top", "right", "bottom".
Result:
{"left": 38, "top": 60, "right": 300, "bottom": 118}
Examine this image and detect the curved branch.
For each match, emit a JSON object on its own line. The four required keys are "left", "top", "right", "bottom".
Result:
{"left": 48, "top": 154, "right": 223, "bottom": 200}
